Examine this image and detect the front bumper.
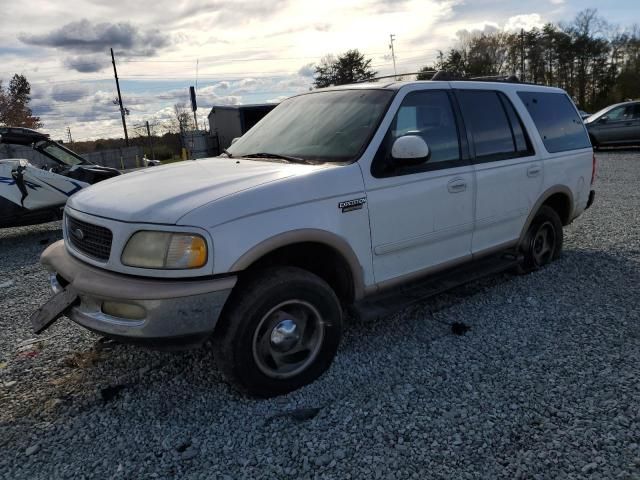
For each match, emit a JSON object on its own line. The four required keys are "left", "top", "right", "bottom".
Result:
{"left": 41, "top": 240, "right": 236, "bottom": 345}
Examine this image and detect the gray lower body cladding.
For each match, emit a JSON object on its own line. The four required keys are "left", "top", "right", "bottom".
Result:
{"left": 41, "top": 240, "right": 236, "bottom": 346}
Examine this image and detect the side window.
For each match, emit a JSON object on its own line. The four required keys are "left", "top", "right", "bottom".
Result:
{"left": 456, "top": 90, "right": 525, "bottom": 162}
{"left": 517, "top": 91, "right": 591, "bottom": 153}
{"left": 606, "top": 105, "right": 631, "bottom": 122}
{"left": 371, "top": 90, "right": 462, "bottom": 177}
{"left": 633, "top": 105, "right": 640, "bottom": 119}
{"left": 499, "top": 93, "right": 534, "bottom": 155}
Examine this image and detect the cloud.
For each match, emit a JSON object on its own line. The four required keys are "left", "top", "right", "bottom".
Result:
{"left": 19, "top": 19, "right": 171, "bottom": 73}
{"left": 51, "top": 84, "right": 92, "bottom": 102}
{"left": 504, "top": 14, "right": 544, "bottom": 31}
{"left": 373, "top": 0, "right": 413, "bottom": 14}
{"left": 298, "top": 63, "right": 315, "bottom": 77}
{"left": 63, "top": 55, "right": 108, "bottom": 73}
{"left": 19, "top": 19, "right": 170, "bottom": 55}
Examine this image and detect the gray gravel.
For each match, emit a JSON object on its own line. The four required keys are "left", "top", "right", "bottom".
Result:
{"left": 1, "top": 150, "right": 639, "bottom": 479}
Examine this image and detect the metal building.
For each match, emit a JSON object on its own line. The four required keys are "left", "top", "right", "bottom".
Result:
{"left": 207, "top": 104, "right": 277, "bottom": 155}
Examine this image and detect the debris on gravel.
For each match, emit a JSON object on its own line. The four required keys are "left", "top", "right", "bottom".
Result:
{"left": 1, "top": 151, "right": 639, "bottom": 479}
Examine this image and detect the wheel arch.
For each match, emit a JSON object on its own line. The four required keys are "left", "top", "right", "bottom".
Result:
{"left": 518, "top": 186, "right": 574, "bottom": 246}
{"left": 230, "top": 229, "right": 365, "bottom": 302}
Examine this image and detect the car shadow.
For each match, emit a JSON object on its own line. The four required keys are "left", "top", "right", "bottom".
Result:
{"left": 57, "top": 247, "right": 639, "bottom": 401}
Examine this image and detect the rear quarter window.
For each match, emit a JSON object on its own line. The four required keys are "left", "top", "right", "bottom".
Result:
{"left": 517, "top": 91, "right": 591, "bottom": 153}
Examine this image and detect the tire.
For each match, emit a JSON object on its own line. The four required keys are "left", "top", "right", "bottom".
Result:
{"left": 518, "top": 205, "right": 563, "bottom": 274}
{"left": 213, "top": 266, "right": 342, "bottom": 397}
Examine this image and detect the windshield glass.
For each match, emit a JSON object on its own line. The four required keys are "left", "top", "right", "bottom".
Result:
{"left": 37, "top": 141, "right": 86, "bottom": 166}
{"left": 227, "top": 89, "right": 394, "bottom": 162}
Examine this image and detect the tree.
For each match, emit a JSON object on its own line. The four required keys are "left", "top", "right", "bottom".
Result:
{"left": 416, "top": 65, "right": 437, "bottom": 80}
{"left": 313, "top": 50, "right": 377, "bottom": 88}
{"left": 0, "top": 74, "right": 42, "bottom": 128}
{"left": 171, "top": 103, "right": 194, "bottom": 133}
{"left": 414, "top": 9, "right": 640, "bottom": 111}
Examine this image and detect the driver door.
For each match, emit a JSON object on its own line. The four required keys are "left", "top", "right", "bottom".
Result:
{"left": 363, "top": 88, "right": 475, "bottom": 285}
{"left": 594, "top": 104, "right": 637, "bottom": 144}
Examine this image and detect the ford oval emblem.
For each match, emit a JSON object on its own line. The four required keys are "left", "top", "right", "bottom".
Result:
{"left": 73, "top": 228, "right": 85, "bottom": 241}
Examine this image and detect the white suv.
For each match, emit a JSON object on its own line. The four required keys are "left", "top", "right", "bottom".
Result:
{"left": 32, "top": 80, "right": 596, "bottom": 396}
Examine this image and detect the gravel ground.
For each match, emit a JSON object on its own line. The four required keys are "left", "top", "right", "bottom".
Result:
{"left": 1, "top": 150, "right": 639, "bottom": 479}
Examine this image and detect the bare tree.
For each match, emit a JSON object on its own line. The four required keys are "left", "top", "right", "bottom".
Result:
{"left": 171, "top": 103, "right": 194, "bottom": 133}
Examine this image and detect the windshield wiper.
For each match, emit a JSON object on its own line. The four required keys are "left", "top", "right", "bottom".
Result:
{"left": 222, "top": 148, "right": 233, "bottom": 158}
{"left": 242, "top": 152, "right": 313, "bottom": 164}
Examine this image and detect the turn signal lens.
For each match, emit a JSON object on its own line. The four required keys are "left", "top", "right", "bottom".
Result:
{"left": 166, "top": 235, "right": 207, "bottom": 269}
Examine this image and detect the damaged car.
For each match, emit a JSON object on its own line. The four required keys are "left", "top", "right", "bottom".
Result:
{"left": 0, "top": 127, "right": 120, "bottom": 228}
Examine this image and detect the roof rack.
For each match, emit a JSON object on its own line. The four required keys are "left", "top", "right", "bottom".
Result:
{"left": 468, "top": 74, "right": 521, "bottom": 83}
{"left": 349, "top": 70, "right": 533, "bottom": 85}
{"left": 352, "top": 72, "right": 423, "bottom": 83}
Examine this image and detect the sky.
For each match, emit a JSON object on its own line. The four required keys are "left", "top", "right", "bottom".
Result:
{"left": 0, "top": 0, "right": 637, "bottom": 141}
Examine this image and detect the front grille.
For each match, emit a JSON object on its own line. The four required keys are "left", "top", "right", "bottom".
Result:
{"left": 66, "top": 215, "right": 113, "bottom": 261}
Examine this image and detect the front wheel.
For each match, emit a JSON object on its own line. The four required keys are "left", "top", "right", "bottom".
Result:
{"left": 213, "top": 267, "right": 342, "bottom": 397}
{"left": 518, "top": 205, "right": 563, "bottom": 274}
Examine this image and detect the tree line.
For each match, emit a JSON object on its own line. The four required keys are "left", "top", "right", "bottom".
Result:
{"left": 316, "top": 9, "right": 639, "bottom": 112}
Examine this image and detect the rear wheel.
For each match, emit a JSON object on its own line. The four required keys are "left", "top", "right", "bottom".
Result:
{"left": 518, "top": 205, "right": 563, "bottom": 274}
{"left": 213, "top": 267, "right": 342, "bottom": 397}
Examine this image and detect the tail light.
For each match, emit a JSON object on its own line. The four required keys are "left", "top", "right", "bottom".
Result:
{"left": 591, "top": 152, "right": 597, "bottom": 185}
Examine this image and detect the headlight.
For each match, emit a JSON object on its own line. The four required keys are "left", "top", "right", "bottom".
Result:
{"left": 121, "top": 231, "right": 208, "bottom": 269}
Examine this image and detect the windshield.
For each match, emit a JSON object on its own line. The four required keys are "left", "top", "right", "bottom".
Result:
{"left": 37, "top": 141, "right": 86, "bottom": 166}
{"left": 227, "top": 89, "right": 394, "bottom": 162}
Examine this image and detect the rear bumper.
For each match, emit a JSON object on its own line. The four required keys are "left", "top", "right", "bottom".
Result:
{"left": 41, "top": 240, "right": 236, "bottom": 345}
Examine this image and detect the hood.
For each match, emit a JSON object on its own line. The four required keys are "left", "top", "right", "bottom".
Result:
{"left": 67, "top": 157, "right": 329, "bottom": 224}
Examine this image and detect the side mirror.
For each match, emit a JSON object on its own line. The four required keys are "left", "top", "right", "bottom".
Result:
{"left": 391, "top": 135, "right": 430, "bottom": 165}
{"left": 599, "top": 116, "right": 608, "bottom": 124}
{"left": 231, "top": 137, "right": 240, "bottom": 145}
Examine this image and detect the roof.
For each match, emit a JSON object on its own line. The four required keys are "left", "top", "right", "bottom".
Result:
{"left": 0, "top": 127, "right": 50, "bottom": 146}
{"left": 208, "top": 103, "right": 277, "bottom": 116}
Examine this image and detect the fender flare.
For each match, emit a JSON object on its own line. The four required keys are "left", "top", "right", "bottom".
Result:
{"left": 518, "top": 185, "right": 574, "bottom": 247}
{"left": 230, "top": 228, "right": 366, "bottom": 300}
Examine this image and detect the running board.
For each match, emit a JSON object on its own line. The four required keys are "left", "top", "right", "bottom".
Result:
{"left": 351, "top": 253, "right": 522, "bottom": 322}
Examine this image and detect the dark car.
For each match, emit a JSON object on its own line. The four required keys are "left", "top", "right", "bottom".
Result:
{"left": 585, "top": 101, "right": 640, "bottom": 148}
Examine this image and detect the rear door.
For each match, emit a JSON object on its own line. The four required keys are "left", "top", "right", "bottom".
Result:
{"left": 454, "top": 88, "right": 540, "bottom": 254}
{"left": 363, "top": 87, "right": 475, "bottom": 285}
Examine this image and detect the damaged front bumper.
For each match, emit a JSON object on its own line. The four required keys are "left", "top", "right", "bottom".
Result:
{"left": 37, "top": 240, "right": 236, "bottom": 347}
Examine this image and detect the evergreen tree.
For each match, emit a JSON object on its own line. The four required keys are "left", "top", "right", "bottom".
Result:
{"left": 0, "top": 74, "right": 42, "bottom": 128}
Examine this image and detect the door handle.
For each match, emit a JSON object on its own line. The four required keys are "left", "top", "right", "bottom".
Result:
{"left": 447, "top": 178, "right": 467, "bottom": 193}
{"left": 527, "top": 166, "right": 541, "bottom": 177}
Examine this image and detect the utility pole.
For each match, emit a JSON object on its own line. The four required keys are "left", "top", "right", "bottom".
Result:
{"left": 520, "top": 29, "right": 525, "bottom": 82}
{"left": 66, "top": 126, "right": 73, "bottom": 145}
{"left": 111, "top": 47, "right": 129, "bottom": 146}
{"left": 389, "top": 34, "right": 397, "bottom": 79}
{"left": 145, "top": 121, "right": 155, "bottom": 160}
